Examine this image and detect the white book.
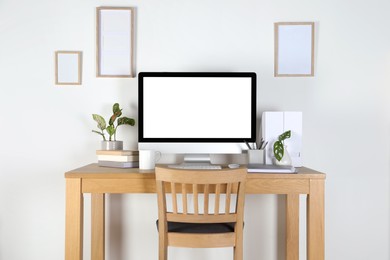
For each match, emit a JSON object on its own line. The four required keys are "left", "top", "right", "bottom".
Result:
{"left": 97, "top": 155, "right": 139, "bottom": 162}
{"left": 98, "top": 160, "right": 139, "bottom": 168}
{"left": 96, "top": 150, "right": 139, "bottom": 156}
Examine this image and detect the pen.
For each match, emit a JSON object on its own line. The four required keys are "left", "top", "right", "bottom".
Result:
{"left": 244, "top": 140, "right": 252, "bottom": 150}
{"left": 258, "top": 138, "right": 264, "bottom": 150}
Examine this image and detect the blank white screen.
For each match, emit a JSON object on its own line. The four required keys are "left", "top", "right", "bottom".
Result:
{"left": 143, "top": 77, "right": 252, "bottom": 139}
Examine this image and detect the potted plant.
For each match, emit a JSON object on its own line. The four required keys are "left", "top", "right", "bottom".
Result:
{"left": 273, "top": 130, "right": 292, "bottom": 165}
{"left": 92, "top": 103, "right": 135, "bottom": 150}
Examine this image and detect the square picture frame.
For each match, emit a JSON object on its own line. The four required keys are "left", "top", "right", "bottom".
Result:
{"left": 274, "top": 22, "right": 315, "bottom": 77}
{"left": 96, "top": 7, "right": 135, "bottom": 78}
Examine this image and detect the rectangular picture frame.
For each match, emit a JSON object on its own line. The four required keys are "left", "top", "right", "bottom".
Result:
{"left": 274, "top": 22, "right": 315, "bottom": 77}
{"left": 96, "top": 6, "right": 135, "bottom": 78}
{"left": 55, "top": 51, "right": 82, "bottom": 85}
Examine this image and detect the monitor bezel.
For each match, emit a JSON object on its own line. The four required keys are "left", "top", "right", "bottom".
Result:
{"left": 138, "top": 72, "right": 257, "bottom": 143}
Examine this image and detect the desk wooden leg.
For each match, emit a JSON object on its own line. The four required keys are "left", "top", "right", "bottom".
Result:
{"left": 307, "top": 179, "right": 325, "bottom": 260}
{"left": 65, "top": 178, "right": 83, "bottom": 260}
{"left": 92, "top": 193, "right": 105, "bottom": 260}
{"left": 286, "top": 194, "right": 299, "bottom": 260}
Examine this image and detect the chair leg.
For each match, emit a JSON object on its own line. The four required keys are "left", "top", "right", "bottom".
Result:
{"left": 159, "top": 235, "right": 167, "bottom": 260}
{"left": 234, "top": 243, "right": 243, "bottom": 260}
{"left": 159, "top": 245, "right": 167, "bottom": 260}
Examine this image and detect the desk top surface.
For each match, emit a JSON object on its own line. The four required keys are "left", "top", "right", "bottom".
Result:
{"left": 65, "top": 163, "right": 325, "bottom": 180}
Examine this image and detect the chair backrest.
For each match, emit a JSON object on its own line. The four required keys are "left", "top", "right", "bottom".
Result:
{"left": 155, "top": 166, "right": 247, "bottom": 225}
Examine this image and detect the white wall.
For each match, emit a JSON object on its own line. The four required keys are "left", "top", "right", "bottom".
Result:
{"left": 0, "top": 0, "right": 389, "bottom": 259}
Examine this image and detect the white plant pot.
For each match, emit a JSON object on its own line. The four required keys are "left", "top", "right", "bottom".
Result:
{"left": 101, "top": 141, "right": 123, "bottom": 150}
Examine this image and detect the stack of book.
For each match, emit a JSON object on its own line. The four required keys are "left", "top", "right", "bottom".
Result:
{"left": 97, "top": 150, "right": 139, "bottom": 168}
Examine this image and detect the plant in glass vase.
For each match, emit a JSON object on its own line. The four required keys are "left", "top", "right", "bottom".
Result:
{"left": 92, "top": 103, "right": 135, "bottom": 150}
{"left": 273, "top": 130, "right": 292, "bottom": 165}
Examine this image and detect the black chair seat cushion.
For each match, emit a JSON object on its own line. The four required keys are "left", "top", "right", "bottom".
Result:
{"left": 156, "top": 220, "right": 235, "bottom": 234}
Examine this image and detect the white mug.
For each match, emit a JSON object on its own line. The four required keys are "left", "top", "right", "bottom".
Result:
{"left": 139, "top": 150, "right": 162, "bottom": 170}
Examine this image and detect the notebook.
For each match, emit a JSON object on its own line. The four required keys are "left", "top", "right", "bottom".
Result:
{"left": 247, "top": 164, "right": 297, "bottom": 173}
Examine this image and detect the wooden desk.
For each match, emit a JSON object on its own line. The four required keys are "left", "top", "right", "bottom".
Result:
{"left": 65, "top": 164, "right": 325, "bottom": 260}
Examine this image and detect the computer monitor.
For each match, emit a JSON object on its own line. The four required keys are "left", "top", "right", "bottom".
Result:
{"left": 138, "top": 72, "right": 257, "bottom": 164}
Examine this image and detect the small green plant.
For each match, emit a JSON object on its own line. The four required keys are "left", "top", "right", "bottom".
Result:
{"left": 92, "top": 103, "right": 135, "bottom": 141}
{"left": 273, "top": 130, "right": 291, "bottom": 161}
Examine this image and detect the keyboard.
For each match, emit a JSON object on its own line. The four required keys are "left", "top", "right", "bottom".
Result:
{"left": 168, "top": 164, "right": 222, "bottom": 170}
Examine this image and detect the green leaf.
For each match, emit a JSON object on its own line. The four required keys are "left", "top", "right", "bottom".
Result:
{"left": 106, "top": 125, "right": 115, "bottom": 141}
{"left": 109, "top": 103, "right": 122, "bottom": 126}
{"left": 117, "top": 117, "right": 135, "bottom": 126}
{"left": 92, "top": 114, "right": 106, "bottom": 130}
{"left": 108, "top": 114, "right": 116, "bottom": 126}
{"left": 113, "top": 103, "right": 120, "bottom": 114}
{"left": 273, "top": 140, "right": 284, "bottom": 161}
{"left": 278, "top": 130, "right": 291, "bottom": 142}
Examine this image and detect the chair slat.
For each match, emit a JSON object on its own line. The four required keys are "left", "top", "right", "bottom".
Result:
{"left": 204, "top": 184, "right": 209, "bottom": 215}
{"left": 233, "top": 183, "right": 240, "bottom": 212}
{"left": 214, "top": 184, "right": 221, "bottom": 215}
{"left": 193, "top": 184, "right": 199, "bottom": 215}
{"left": 171, "top": 182, "right": 177, "bottom": 214}
{"left": 182, "top": 183, "right": 188, "bottom": 215}
{"left": 225, "top": 183, "right": 232, "bottom": 214}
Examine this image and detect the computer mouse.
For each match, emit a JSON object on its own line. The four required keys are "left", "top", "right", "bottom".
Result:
{"left": 228, "top": 164, "right": 240, "bottom": 169}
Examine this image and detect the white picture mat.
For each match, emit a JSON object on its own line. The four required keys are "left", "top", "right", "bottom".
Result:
{"left": 56, "top": 52, "right": 81, "bottom": 85}
{"left": 275, "top": 22, "right": 314, "bottom": 76}
{"left": 143, "top": 77, "right": 252, "bottom": 138}
{"left": 97, "top": 8, "right": 133, "bottom": 77}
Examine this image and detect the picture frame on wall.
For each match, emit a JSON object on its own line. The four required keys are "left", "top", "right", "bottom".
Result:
{"left": 274, "top": 22, "right": 315, "bottom": 77}
{"left": 55, "top": 51, "right": 82, "bottom": 85}
{"left": 96, "top": 6, "right": 135, "bottom": 78}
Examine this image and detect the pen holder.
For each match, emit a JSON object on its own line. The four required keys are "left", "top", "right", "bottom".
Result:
{"left": 247, "top": 150, "right": 264, "bottom": 164}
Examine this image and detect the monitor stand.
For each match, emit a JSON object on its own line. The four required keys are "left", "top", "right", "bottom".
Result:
{"left": 183, "top": 154, "right": 212, "bottom": 164}
{"left": 168, "top": 154, "right": 222, "bottom": 169}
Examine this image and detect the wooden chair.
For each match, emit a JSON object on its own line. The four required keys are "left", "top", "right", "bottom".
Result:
{"left": 155, "top": 166, "right": 247, "bottom": 260}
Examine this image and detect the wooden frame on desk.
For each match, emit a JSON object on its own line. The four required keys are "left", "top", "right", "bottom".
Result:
{"left": 65, "top": 164, "right": 325, "bottom": 260}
